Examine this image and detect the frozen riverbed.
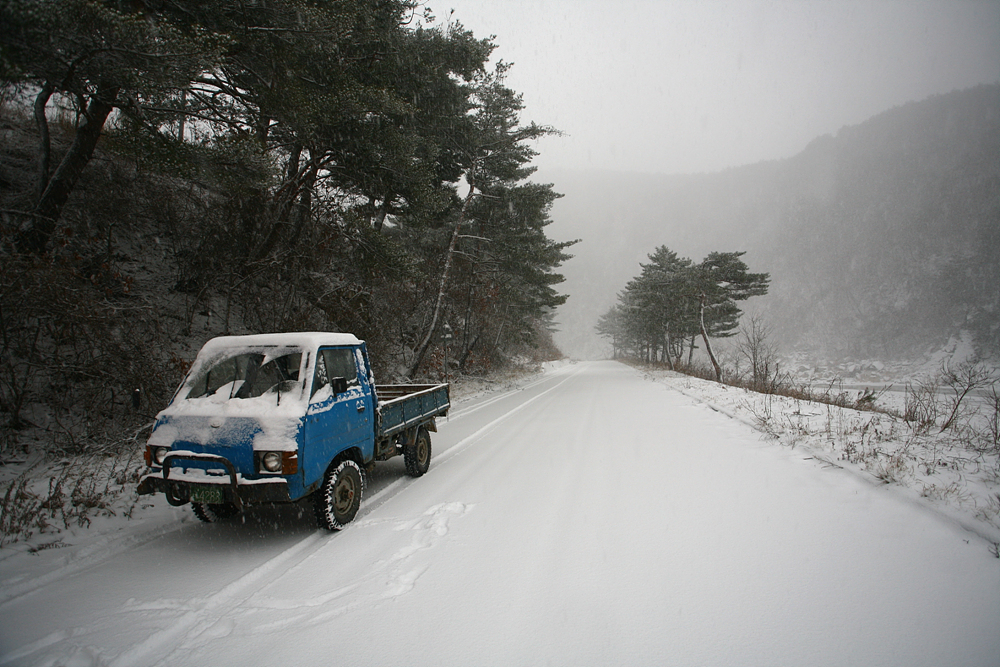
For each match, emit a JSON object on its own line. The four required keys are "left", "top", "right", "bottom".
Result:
{"left": 1, "top": 361, "right": 997, "bottom": 666}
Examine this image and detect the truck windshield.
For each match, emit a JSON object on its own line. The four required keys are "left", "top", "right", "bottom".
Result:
{"left": 186, "top": 352, "right": 302, "bottom": 400}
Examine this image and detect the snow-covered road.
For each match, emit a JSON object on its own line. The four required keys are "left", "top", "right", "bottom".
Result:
{"left": 2, "top": 361, "right": 998, "bottom": 666}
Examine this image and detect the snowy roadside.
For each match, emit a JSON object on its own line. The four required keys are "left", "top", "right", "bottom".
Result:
{"left": 638, "top": 366, "right": 1000, "bottom": 547}
{"left": 441, "top": 359, "right": 571, "bottom": 406}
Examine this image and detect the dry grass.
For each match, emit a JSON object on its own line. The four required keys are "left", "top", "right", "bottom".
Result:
{"left": 0, "top": 448, "right": 145, "bottom": 547}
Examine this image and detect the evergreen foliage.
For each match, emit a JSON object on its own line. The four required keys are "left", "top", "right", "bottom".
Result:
{"left": 598, "top": 245, "right": 768, "bottom": 379}
{"left": 0, "top": 1, "right": 575, "bottom": 456}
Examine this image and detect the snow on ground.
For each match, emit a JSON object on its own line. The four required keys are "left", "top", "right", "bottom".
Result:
{"left": 1, "top": 361, "right": 998, "bottom": 666}
{"left": 638, "top": 367, "right": 1000, "bottom": 545}
{"left": 778, "top": 331, "right": 985, "bottom": 387}
{"left": 0, "top": 363, "right": 562, "bottom": 606}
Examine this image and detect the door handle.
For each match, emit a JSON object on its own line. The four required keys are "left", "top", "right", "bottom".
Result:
{"left": 357, "top": 403, "right": 366, "bottom": 413}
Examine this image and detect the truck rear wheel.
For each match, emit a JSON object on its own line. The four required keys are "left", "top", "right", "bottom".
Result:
{"left": 315, "top": 460, "right": 363, "bottom": 531}
{"left": 404, "top": 427, "right": 431, "bottom": 477}
{"left": 192, "top": 502, "right": 239, "bottom": 523}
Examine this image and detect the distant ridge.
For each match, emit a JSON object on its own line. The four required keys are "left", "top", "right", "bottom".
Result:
{"left": 548, "top": 84, "right": 1000, "bottom": 364}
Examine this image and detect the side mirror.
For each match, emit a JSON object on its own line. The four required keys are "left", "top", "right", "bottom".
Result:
{"left": 331, "top": 377, "right": 349, "bottom": 394}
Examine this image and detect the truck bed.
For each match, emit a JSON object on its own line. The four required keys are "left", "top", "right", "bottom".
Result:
{"left": 375, "top": 383, "right": 450, "bottom": 439}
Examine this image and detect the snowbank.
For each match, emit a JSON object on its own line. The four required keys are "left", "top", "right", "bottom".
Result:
{"left": 643, "top": 368, "right": 1000, "bottom": 544}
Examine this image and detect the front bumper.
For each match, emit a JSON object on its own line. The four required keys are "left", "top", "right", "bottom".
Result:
{"left": 137, "top": 451, "right": 292, "bottom": 509}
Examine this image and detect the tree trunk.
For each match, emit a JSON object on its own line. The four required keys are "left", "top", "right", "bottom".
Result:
{"left": 664, "top": 330, "right": 675, "bottom": 371}
{"left": 698, "top": 293, "right": 723, "bottom": 381}
{"left": 287, "top": 159, "right": 317, "bottom": 248}
{"left": 458, "top": 332, "right": 481, "bottom": 371}
{"left": 18, "top": 87, "right": 118, "bottom": 254}
{"left": 407, "top": 178, "right": 476, "bottom": 378}
{"left": 256, "top": 114, "right": 271, "bottom": 146}
{"left": 372, "top": 196, "right": 392, "bottom": 232}
{"left": 250, "top": 149, "right": 311, "bottom": 262}
{"left": 33, "top": 82, "right": 54, "bottom": 202}
{"left": 177, "top": 89, "right": 187, "bottom": 140}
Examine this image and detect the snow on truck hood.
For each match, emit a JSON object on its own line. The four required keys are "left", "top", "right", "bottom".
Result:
{"left": 149, "top": 332, "right": 363, "bottom": 452}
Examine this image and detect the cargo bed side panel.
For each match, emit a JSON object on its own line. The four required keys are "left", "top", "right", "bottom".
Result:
{"left": 376, "top": 384, "right": 450, "bottom": 439}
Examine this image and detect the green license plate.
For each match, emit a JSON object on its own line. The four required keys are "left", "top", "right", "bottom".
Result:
{"left": 191, "top": 486, "right": 224, "bottom": 504}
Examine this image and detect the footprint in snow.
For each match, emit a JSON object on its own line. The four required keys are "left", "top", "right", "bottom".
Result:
{"left": 384, "top": 503, "right": 474, "bottom": 595}
{"left": 383, "top": 565, "right": 429, "bottom": 599}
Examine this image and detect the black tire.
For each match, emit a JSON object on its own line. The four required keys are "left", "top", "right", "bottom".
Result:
{"left": 403, "top": 427, "right": 431, "bottom": 477}
{"left": 314, "top": 459, "right": 364, "bottom": 531}
{"left": 192, "top": 502, "right": 239, "bottom": 523}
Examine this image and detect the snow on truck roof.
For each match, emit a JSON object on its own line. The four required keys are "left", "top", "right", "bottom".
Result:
{"left": 197, "top": 332, "right": 363, "bottom": 354}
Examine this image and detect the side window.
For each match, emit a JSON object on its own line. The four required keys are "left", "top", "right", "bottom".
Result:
{"left": 311, "top": 348, "right": 358, "bottom": 398}
{"left": 312, "top": 353, "right": 329, "bottom": 398}
{"left": 323, "top": 348, "right": 358, "bottom": 384}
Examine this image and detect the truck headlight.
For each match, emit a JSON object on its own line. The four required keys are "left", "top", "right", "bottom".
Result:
{"left": 258, "top": 451, "right": 297, "bottom": 474}
{"left": 261, "top": 451, "right": 282, "bottom": 472}
{"left": 153, "top": 447, "right": 169, "bottom": 465}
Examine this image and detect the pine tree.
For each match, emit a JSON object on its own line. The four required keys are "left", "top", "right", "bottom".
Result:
{"left": 597, "top": 246, "right": 769, "bottom": 379}
{"left": 2, "top": 0, "right": 224, "bottom": 252}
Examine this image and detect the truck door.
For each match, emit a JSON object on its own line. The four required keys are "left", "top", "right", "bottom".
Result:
{"left": 303, "top": 347, "right": 373, "bottom": 487}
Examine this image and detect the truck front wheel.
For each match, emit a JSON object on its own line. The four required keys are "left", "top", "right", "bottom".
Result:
{"left": 315, "top": 460, "right": 364, "bottom": 531}
{"left": 404, "top": 428, "right": 431, "bottom": 477}
{"left": 192, "top": 502, "right": 239, "bottom": 523}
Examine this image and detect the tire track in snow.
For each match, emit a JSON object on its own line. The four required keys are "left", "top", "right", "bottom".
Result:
{"left": 358, "top": 363, "right": 586, "bottom": 518}
{"left": 123, "top": 503, "right": 475, "bottom": 666}
{"left": 0, "top": 366, "right": 580, "bottom": 665}
{"left": 107, "top": 531, "right": 327, "bottom": 667}
{"left": 0, "top": 628, "right": 87, "bottom": 666}
{"left": 94, "top": 366, "right": 583, "bottom": 667}
{"left": 0, "top": 366, "right": 572, "bottom": 616}
{"left": 0, "top": 520, "right": 188, "bottom": 609}
{"left": 436, "top": 368, "right": 583, "bottom": 464}
{"left": 445, "top": 362, "right": 578, "bottom": 421}
{"left": 194, "top": 503, "right": 471, "bottom": 658}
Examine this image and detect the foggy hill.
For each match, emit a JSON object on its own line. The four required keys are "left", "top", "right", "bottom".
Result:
{"left": 546, "top": 84, "right": 1000, "bottom": 366}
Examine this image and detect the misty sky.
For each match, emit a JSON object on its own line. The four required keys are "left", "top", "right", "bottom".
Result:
{"left": 442, "top": 0, "right": 1000, "bottom": 176}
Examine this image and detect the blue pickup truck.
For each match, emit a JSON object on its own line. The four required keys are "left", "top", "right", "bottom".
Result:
{"left": 137, "top": 333, "right": 450, "bottom": 530}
